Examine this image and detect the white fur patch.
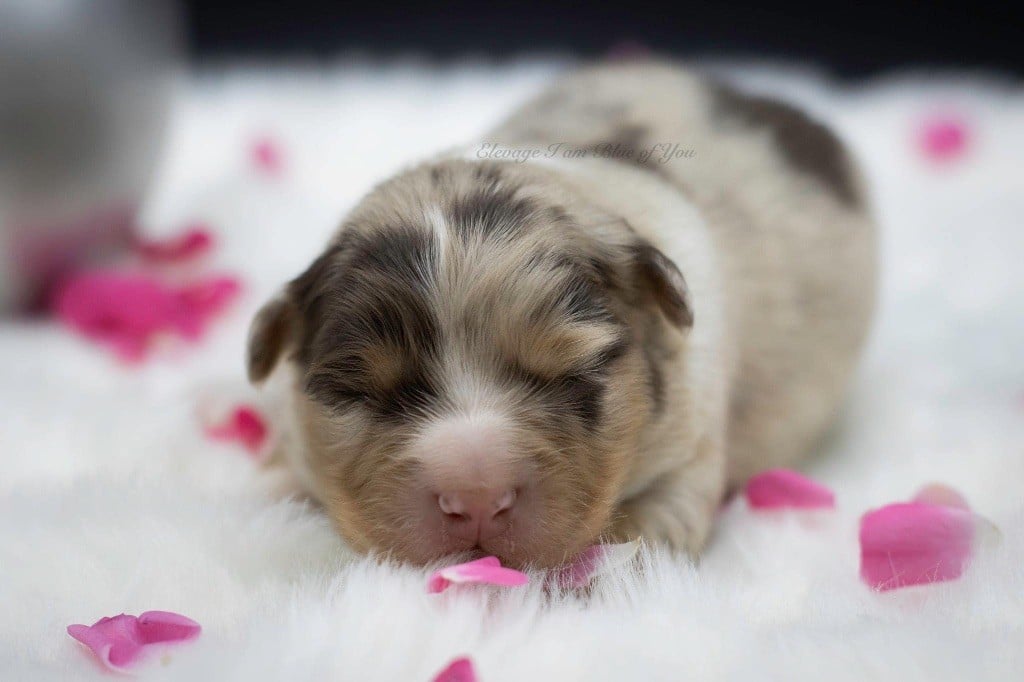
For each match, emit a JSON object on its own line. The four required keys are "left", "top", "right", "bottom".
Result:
{"left": 424, "top": 205, "right": 449, "bottom": 265}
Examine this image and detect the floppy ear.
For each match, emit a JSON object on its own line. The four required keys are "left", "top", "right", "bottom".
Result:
{"left": 632, "top": 240, "right": 694, "bottom": 329}
{"left": 247, "top": 297, "right": 297, "bottom": 384}
{"left": 248, "top": 239, "right": 348, "bottom": 384}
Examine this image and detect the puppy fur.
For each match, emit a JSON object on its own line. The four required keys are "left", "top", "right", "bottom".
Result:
{"left": 248, "top": 61, "right": 877, "bottom": 567}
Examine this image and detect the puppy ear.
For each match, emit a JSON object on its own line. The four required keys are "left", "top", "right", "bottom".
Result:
{"left": 248, "top": 239, "right": 348, "bottom": 383}
{"left": 247, "top": 297, "right": 297, "bottom": 383}
{"left": 633, "top": 240, "right": 694, "bottom": 328}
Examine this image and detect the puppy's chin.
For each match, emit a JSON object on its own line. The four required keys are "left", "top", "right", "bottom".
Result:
{"left": 386, "top": 535, "right": 593, "bottom": 570}
{"left": 343, "top": 513, "right": 598, "bottom": 570}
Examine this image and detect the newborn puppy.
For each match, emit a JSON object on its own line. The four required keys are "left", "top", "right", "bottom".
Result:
{"left": 247, "top": 61, "right": 877, "bottom": 568}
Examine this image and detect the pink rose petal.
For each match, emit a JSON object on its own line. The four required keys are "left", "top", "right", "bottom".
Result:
{"left": 67, "top": 610, "right": 201, "bottom": 672}
{"left": 204, "top": 404, "right": 270, "bottom": 455}
{"left": 250, "top": 136, "right": 285, "bottom": 175}
{"left": 913, "top": 483, "right": 970, "bottom": 510}
{"left": 174, "top": 276, "right": 243, "bottom": 339}
{"left": 553, "top": 541, "right": 641, "bottom": 589}
{"left": 51, "top": 270, "right": 241, "bottom": 361}
{"left": 744, "top": 468, "right": 835, "bottom": 510}
{"left": 427, "top": 556, "right": 528, "bottom": 593}
{"left": 860, "top": 502, "right": 977, "bottom": 591}
{"left": 917, "top": 114, "right": 970, "bottom": 162}
{"left": 52, "top": 272, "right": 175, "bottom": 361}
{"left": 134, "top": 225, "right": 214, "bottom": 265}
{"left": 433, "top": 657, "right": 477, "bottom": 682}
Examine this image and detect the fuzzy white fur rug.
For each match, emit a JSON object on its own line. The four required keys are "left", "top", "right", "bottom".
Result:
{"left": 2, "top": 60, "right": 1023, "bottom": 681}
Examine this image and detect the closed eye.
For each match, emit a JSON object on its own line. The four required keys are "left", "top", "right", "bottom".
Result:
{"left": 561, "top": 334, "right": 630, "bottom": 380}
{"left": 589, "top": 336, "right": 630, "bottom": 371}
{"left": 510, "top": 335, "right": 629, "bottom": 391}
{"left": 305, "top": 361, "right": 439, "bottom": 421}
{"left": 510, "top": 351, "right": 616, "bottom": 431}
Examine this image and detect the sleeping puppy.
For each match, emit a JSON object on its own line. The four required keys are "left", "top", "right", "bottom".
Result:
{"left": 247, "top": 61, "right": 877, "bottom": 568}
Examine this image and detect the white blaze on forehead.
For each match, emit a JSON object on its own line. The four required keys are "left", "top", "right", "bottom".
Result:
{"left": 424, "top": 205, "right": 448, "bottom": 265}
{"left": 412, "top": 411, "right": 517, "bottom": 490}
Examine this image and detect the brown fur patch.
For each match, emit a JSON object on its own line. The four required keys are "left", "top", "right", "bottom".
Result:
{"left": 581, "top": 123, "right": 673, "bottom": 178}
{"left": 709, "top": 81, "right": 861, "bottom": 207}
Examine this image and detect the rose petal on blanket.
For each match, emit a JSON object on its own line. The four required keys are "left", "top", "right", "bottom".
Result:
{"left": 432, "top": 657, "right": 477, "bottom": 682}
{"left": 134, "top": 225, "right": 214, "bottom": 264}
{"left": 913, "top": 483, "right": 970, "bottom": 510}
{"left": 204, "top": 404, "right": 270, "bottom": 456}
{"left": 67, "top": 610, "right": 201, "bottom": 672}
{"left": 744, "top": 468, "right": 835, "bottom": 510}
{"left": 173, "top": 276, "right": 243, "bottom": 338}
{"left": 859, "top": 501, "right": 1003, "bottom": 591}
{"left": 917, "top": 114, "right": 970, "bottom": 162}
{"left": 427, "top": 556, "right": 528, "bottom": 593}
{"left": 52, "top": 270, "right": 242, "bottom": 360}
{"left": 553, "top": 541, "right": 641, "bottom": 589}
{"left": 250, "top": 135, "right": 285, "bottom": 175}
{"left": 52, "top": 271, "right": 180, "bottom": 361}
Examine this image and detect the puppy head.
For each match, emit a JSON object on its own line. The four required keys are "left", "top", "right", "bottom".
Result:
{"left": 248, "top": 160, "right": 692, "bottom": 568}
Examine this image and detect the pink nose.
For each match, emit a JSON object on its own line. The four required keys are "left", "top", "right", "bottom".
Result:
{"left": 437, "top": 489, "right": 516, "bottom": 543}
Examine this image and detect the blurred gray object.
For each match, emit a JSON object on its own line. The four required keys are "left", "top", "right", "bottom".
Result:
{"left": 0, "top": 0, "right": 182, "bottom": 311}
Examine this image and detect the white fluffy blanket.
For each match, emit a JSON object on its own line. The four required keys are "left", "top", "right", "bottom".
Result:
{"left": 2, "top": 61, "right": 1023, "bottom": 681}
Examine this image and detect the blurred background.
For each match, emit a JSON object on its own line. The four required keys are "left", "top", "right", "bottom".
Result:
{"left": 183, "top": 1, "right": 1024, "bottom": 77}
{"left": 1, "top": 0, "right": 1021, "bottom": 312}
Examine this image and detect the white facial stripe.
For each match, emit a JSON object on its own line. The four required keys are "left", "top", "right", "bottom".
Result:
{"left": 444, "top": 358, "right": 506, "bottom": 414}
{"left": 424, "top": 205, "right": 448, "bottom": 265}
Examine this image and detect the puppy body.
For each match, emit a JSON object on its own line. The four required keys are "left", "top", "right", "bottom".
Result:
{"left": 250, "top": 62, "right": 876, "bottom": 564}
{"left": 484, "top": 62, "right": 877, "bottom": 547}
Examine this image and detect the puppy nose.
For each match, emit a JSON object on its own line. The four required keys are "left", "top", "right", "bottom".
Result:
{"left": 437, "top": 489, "right": 516, "bottom": 542}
